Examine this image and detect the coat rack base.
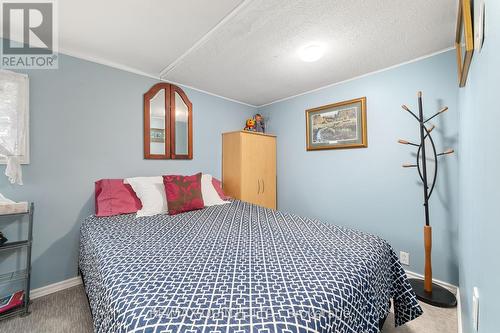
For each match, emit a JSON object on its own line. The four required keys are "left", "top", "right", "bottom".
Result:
{"left": 409, "top": 278, "right": 457, "bottom": 308}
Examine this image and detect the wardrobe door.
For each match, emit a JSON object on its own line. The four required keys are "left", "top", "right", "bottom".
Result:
{"left": 259, "top": 136, "right": 276, "bottom": 209}
{"left": 241, "top": 133, "right": 276, "bottom": 209}
{"left": 222, "top": 132, "right": 243, "bottom": 199}
{"left": 240, "top": 133, "right": 264, "bottom": 206}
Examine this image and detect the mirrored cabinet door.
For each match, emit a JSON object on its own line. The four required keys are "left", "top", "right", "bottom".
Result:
{"left": 144, "top": 83, "right": 170, "bottom": 159}
{"left": 170, "top": 85, "right": 193, "bottom": 159}
{"left": 149, "top": 88, "right": 167, "bottom": 155}
{"left": 144, "top": 83, "right": 192, "bottom": 160}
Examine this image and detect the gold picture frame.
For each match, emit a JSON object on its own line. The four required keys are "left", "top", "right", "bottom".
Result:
{"left": 306, "top": 97, "right": 367, "bottom": 151}
{"left": 455, "top": 0, "right": 474, "bottom": 87}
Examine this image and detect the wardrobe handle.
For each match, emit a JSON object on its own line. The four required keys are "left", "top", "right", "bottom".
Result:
{"left": 257, "top": 179, "right": 261, "bottom": 194}
{"left": 261, "top": 179, "right": 264, "bottom": 193}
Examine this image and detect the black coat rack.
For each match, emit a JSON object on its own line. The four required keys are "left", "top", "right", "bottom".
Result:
{"left": 399, "top": 91, "right": 457, "bottom": 308}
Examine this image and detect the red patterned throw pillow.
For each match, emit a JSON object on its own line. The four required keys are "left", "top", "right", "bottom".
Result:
{"left": 95, "top": 179, "right": 142, "bottom": 217}
{"left": 163, "top": 173, "right": 205, "bottom": 215}
{"left": 212, "top": 177, "right": 230, "bottom": 200}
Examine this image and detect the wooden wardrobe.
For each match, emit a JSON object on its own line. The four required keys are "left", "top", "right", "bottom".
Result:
{"left": 222, "top": 131, "right": 276, "bottom": 209}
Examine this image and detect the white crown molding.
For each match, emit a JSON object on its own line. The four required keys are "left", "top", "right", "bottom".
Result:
{"left": 57, "top": 47, "right": 257, "bottom": 108}
{"left": 58, "top": 47, "right": 161, "bottom": 80}
{"left": 11, "top": 41, "right": 453, "bottom": 110}
{"left": 257, "top": 47, "right": 455, "bottom": 108}
{"left": 30, "top": 275, "right": 83, "bottom": 300}
{"left": 159, "top": 0, "right": 253, "bottom": 78}
{"left": 164, "top": 79, "right": 256, "bottom": 107}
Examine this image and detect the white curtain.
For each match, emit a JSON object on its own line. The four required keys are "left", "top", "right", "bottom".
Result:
{"left": 0, "top": 70, "right": 29, "bottom": 185}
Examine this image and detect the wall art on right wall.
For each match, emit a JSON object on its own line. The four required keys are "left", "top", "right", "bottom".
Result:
{"left": 455, "top": 0, "right": 474, "bottom": 87}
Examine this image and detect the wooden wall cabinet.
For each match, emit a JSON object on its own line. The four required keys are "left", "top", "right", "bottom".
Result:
{"left": 222, "top": 131, "right": 276, "bottom": 209}
{"left": 144, "top": 83, "right": 193, "bottom": 159}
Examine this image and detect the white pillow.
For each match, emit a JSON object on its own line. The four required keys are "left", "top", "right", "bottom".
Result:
{"left": 124, "top": 176, "right": 168, "bottom": 217}
{"left": 201, "top": 174, "right": 230, "bottom": 206}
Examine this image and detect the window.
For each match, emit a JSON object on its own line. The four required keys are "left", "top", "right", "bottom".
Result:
{"left": 0, "top": 70, "right": 29, "bottom": 164}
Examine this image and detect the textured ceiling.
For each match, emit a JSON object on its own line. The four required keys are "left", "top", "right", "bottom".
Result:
{"left": 163, "top": 0, "right": 457, "bottom": 106}
{"left": 58, "top": 0, "right": 244, "bottom": 75}
{"left": 55, "top": 0, "right": 456, "bottom": 106}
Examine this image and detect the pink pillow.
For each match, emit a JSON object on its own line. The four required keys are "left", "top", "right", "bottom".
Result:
{"left": 163, "top": 173, "right": 204, "bottom": 215}
{"left": 95, "top": 179, "right": 142, "bottom": 217}
{"left": 212, "top": 177, "right": 230, "bottom": 200}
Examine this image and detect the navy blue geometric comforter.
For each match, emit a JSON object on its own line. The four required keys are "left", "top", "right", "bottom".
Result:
{"left": 80, "top": 200, "right": 422, "bottom": 333}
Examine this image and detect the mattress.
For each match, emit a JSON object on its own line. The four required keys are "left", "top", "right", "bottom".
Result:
{"left": 79, "top": 200, "right": 422, "bottom": 333}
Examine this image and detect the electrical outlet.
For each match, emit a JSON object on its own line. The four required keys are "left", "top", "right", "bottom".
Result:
{"left": 399, "top": 251, "right": 410, "bottom": 266}
{"left": 472, "top": 287, "right": 479, "bottom": 331}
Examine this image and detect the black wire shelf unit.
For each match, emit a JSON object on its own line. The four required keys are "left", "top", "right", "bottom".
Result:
{"left": 0, "top": 202, "right": 34, "bottom": 321}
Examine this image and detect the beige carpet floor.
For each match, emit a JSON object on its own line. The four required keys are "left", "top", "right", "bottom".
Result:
{"left": 0, "top": 284, "right": 457, "bottom": 333}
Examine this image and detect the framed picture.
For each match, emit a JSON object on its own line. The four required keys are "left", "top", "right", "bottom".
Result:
{"left": 305, "top": 97, "right": 367, "bottom": 151}
{"left": 455, "top": 0, "right": 474, "bottom": 87}
{"left": 150, "top": 128, "right": 165, "bottom": 143}
{"left": 474, "top": 0, "right": 485, "bottom": 53}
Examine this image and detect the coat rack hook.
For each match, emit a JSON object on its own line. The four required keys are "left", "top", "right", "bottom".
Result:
{"left": 424, "top": 107, "right": 448, "bottom": 123}
{"left": 398, "top": 139, "right": 419, "bottom": 147}
{"left": 402, "top": 105, "right": 420, "bottom": 121}
{"left": 438, "top": 148, "right": 455, "bottom": 156}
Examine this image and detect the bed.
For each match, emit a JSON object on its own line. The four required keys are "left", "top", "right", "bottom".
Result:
{"left": 79, "top": 200, "right": 422, "bottom": 333}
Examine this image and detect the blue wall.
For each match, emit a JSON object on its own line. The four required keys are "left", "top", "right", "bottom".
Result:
{"left": 457, "top": 1, "right": 500, "bottom": 332}
{"left": 259, "top": 51, "right": 459, "bottom": 284}
{"left": 3, "top": 26, "right": 496, "bottom": 330}
{"left": 0, "top": 54, "right": 253, "bottom": 289}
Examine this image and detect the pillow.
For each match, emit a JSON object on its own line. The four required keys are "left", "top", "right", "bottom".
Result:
{"left": 124, "top": 176, "right": 168, "bottom": 217}
{"left": 211, "top": 177, "right": 230, "bottom": 200}
{"left": 95, "top": 179, "right": 142, "bottom": 217}
{"left": 202, "top": 174, "right": 230, "bottom": 206}
{"left": 163, "top": 173, "right": 204, "bottom": 215}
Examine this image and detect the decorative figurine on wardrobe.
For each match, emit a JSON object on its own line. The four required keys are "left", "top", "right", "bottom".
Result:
{"left": 244, "top": 118, "right": 256, "bottom": 131}
{"left": 254, "top": 113, "right": 265, "bottom": 133}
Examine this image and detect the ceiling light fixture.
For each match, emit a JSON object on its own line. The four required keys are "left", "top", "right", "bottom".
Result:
{"left": 299, "top": 43, "right": 325, "bottom": 62}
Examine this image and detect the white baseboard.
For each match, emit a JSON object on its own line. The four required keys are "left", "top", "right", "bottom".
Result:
{"left": 405, "top": 270, "right": 462, "bottom": 332}
{"left": 30, "top": 276, "right": 83, "bottom": 300}
{"left": 404, "top": 269, "right": 458, "bottom": 292}
{"left": 456, "top": 288, "right": 463, "bottom": 333}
